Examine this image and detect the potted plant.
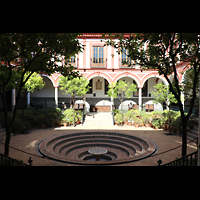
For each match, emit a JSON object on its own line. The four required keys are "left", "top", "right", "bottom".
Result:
{"left": 61, "top": 117, "right": 69, "bottom": 127}
{"left": 142, "top": 114, "right": 150, "bottom": 127}
{"left": 125, "top": 111, "right": 134, "bottom": 126}
{"left": 151, "top": 118, "right": 160, "bottom": 130}
{"left": 134, "top": 117, "right": 143, "bottom": 128}
{"left": 114, "top": 113, "right": 124, "bottom": 126}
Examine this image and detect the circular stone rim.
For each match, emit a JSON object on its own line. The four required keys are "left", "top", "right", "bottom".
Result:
{"left": 88, "top": 148, "right": 108, "bottom": 155}
{"left": 37, "top": 132, "right": 157, "bottom": 165}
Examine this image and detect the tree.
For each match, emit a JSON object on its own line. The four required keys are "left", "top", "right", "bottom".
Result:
{"left": 105, "top": 33, "right": 200, "bottom": 156}
{"left": 23, "top": 72, "right": 45, "bottom": 93}
{"left": 0, "top": 33, "right": 83, "bottom": 156}
{"left": 59, "top": 76, "right": 90, "bottom": 127}
{"left": 152, "top": 83, "right": 178, "bottom": 134}
{"left": 107, "top": 80, "right": 137, "bottom": 126}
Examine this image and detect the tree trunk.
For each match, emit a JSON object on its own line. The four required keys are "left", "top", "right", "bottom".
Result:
{"left": 4, "top": 126, "right": 11, "bottom": 156}
{"left": 1, "top": 92, "right": 11, "bottom": 156}
{"left": 181, "top": 119, "right": 187, "bottom": 156}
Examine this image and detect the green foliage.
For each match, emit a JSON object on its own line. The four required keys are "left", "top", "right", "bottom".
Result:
{"left": 62, "top": 109, "right": 82, "bottom": 125}
{"left": 125, "top": 109, "right": 135, "bottom": 122}
{"left": 152, "top": 83, "right": 177, "bottom": 105}
{"left": 109, "top": 80, "right": 137, "bottom": 100}
{"left": 0, "top": 33, "right": 83, "bottom": 93}
{"left": 113, "top": 109, "right": 120, "bottom": 115}
{"left": 59, "top": 76, "right": 90, "bottom": 97}
{"left": 59, "top": 76, "right": 90, "bottom": 126}
{"left": 141, "top": 113, "right": 150, "bottom": 124}
{"left": 108, "top": 80, "right": 137, "bottom": 126}
{"left": 134, "top": 117, "right": 143, "bottom": 126}
{"left": 23, "top": 72, "right": 45, "bottom": 92}
{"left": 105, "top": 32, "right": 200, "bottom": 155}
{"left": 114, "top": 113, "right": 124, "bottom": 124}
{"left": 107, "top": 82, "right": 117, "bottom": 99}
{"left": 0, "top": 33, "right": 84, "bottom": 155}
{"left": 0, "top": 107, "right": 64, "bottom": 132}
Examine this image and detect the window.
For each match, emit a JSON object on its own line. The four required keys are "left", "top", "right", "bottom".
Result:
{"left": 70, "top": 55, "right": 76, "bottom": 63}
{"left": 92, "top": 46, "right": 104, "bottom": 67}
{"left": 121, "top": 48, "right": 131, "bottom": 67}
{"left": 66, "top": 55, "right": 76, "bottom": 67}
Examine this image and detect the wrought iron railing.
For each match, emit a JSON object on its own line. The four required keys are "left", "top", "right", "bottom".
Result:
{"left": 0, "top": 153, "right": 29, "bottom": 166}
{"left": 160, "top": 151, "right": 198, "bottom": 166}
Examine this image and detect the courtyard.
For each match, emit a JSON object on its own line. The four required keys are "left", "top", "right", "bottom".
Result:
{"left": 0, "top": 127, "right": 197, "bottom": 166}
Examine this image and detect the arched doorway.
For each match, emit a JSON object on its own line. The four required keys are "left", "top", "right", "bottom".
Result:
{"left": 85, "top": 76, "right": 112, "bottom": 112}
{"left": 142, "top": 77, "right": 166, "bottom": 111}
{"left": 114, "top": 76, "right": 139, "bottom": 111}
{"left": 30, "top": 76, "right": 54, "bottom": 108}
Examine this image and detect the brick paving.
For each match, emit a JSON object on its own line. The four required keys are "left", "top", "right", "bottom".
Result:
{"left": 0, "top": 127, "right": 197, "bottom": 166}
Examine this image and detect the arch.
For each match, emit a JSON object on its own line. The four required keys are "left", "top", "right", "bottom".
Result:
{"left": 141, "top": 73, "right": 168, "bottom": 87}
{"left": 75, "top": 100, "right": 90, "bottom": 113}
{"left": 179, "top": 63, "right": 191, "bottom": 84}
{"left": 86, "top": 72, "right": 112, "bottom": 84}
{"left": 41, "top": 74, "right": 56, "bottom": 87}
{"left": 118, "top": 100, "right": 137, "bottom": 111}
{"left": 113, "top": 72, "right": 140, "bottom": 87}
{"left": 145, "top": 100, "right": 163, "bottom": 111}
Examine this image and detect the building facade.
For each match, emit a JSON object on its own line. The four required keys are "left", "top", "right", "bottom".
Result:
{"left": 29, "top": 33, "right": 191, "bottom": 112}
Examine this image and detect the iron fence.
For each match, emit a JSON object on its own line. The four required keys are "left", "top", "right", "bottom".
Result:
{"left": 161, "top": 151, "right": 198, "bottom": 166}
{"left": 0, "top": 153, "right": 28, "bottom": 166}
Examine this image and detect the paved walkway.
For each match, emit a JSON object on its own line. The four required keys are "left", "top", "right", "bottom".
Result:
{"left": 56, "top": 112, "right": 156, "bottom": 130}
{"left": 0, "top": 127, "right": 197, "bottom": 166}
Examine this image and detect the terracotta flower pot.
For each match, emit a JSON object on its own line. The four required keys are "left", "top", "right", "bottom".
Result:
{"left": 135, "top": 124, "right": 139, "bottom": 128}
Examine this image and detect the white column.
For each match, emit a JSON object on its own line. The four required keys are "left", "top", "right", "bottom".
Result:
{"left": 138, "top": 87, "right": 142, "bottom": 110}
{"left": 12, "top": 88, "right": 16, "bottom": 111}
{"left": 27, "top": 91, "right": 30, "bottom": 107}
{"left": 55, "top": 87, "right": 58, "bottom": 108}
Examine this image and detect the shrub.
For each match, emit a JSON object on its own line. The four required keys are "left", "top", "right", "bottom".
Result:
{"left": 142, "top": 113, "right": 150, "bottom": 125}
{"left": 151, "top": 118, "right": 160, "bottom": 129}
{"left": 113, "top": 109, "right": 120, "bottom": 115}
{"left": 114, "top": 113, "right": 124, "bottom": 125}
{"left": 125, "top": 110, "right": 134, "bottom": 122}
{"left": 63, "top": 109, "right": 82, "bottom": 125}
{"left": 133, "top": 117, "right": 143, "bottom": 127}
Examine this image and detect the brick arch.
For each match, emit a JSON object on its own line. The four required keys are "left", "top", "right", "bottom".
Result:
{"left": 85, "top": 72, "right": 112, "bottom": 84}
{"left": 41, "top": 72, "right": 62, "bottom": 87}
{"left": 113, "top": 72, "right": 141, "bottom": 87}
{"left": 141, "top": 73, "right": 168, "bottom": 87}
{"left": 41, "top": 73, "right": 56, "bottom": 87}
{"left": 178, "top": 63, "right": 191, "bottom": 84}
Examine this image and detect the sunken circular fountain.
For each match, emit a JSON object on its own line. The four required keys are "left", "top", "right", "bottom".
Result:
{"left": 37, "top": 132, "right": 157, "bottom": 165}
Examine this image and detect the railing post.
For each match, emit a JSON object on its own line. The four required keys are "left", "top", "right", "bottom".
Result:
{"left": 157, "top": 159, "right": 162, "bottom": 166}
{"left": 28, "top": 157, "right": 33, "bottom": 166}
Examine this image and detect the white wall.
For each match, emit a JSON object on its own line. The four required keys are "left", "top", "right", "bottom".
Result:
{"left": 31, "top": 77, "right": 54, "bottom": 98}
{"left": 85, "top": 76, "right": 108, "bottom": 98}
{"left": 147, "top": 77, "right": 163, "bottom": 98}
